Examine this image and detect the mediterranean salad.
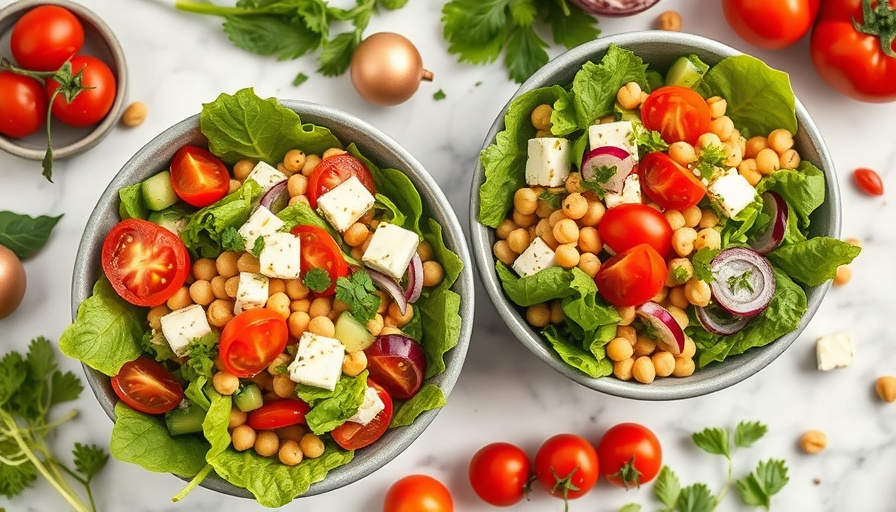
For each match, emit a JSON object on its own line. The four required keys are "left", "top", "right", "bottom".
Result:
{"left": 478, "top": 45, "right": 860, "bottom": 383}
{"left": 59, "top": 89, "right": 463, "bottom": 506}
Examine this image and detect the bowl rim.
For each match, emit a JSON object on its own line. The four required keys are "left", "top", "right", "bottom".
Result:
{"left": 0, "top": 0, "right": 129, "bottom": 161}
{"left": 70, "top": 99, "right": 475, "bottom": 497}
{"left": 469, "top": 31, "right": 840, "bottom": 401}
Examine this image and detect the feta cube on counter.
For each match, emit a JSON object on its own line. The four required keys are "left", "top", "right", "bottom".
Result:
{"left": 708, "top": 168, "right": 757, "bottom": 218}
{"left": 588, "top": 121, "right": 638, "bottom": 161}
{"left": 160, "top": 304, "right": 212, "bottom": 357}
{"left": 525, "top": 137, "right": 570, "bottom": 187}
{"left": 234, "top": 272, "right": 269, "bottom": 314}
{"left": 512, "top": 237, "right": 557, "bottom": 277}
{"left": 317, "top": 176, "right": 375, "bottom": 232}
{"left": 346, "top": 386, "right": 386, "bottom": 425}
{"left": 238, "top": 206, "right": 284, "bottom": 249}
{"left": 816, "top": 332, "right": 856, "bottom": 371}
{"left": 362, "top": 222, "right": 420, "bottom": 279}
{"left": 603, "top": 173, "right": 642, "bottom": 209}
{"left": 288, "top": 332, "right": 346, "bottom": 391}
{"left": 259, "top": 232, "right": 301, "bottom": 279}
{"left": 246, "top": 161, "right": 288, "bottom": 193}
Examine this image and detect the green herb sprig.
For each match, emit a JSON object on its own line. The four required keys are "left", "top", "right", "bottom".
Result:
{"left": 0, "top": 211, "right": 62, "bottom": 259}
{"left": 335, "top": 269, "right": 381, "bottom": 323}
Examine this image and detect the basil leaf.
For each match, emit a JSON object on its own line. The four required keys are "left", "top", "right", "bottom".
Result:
{"left": 0, "top": 211, "right": 63, "bottom": 259}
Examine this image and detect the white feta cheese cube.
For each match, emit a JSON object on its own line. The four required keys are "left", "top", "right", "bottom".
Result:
{"left": 588, "top": 121, "right": 638, "bottom": 161}
{"left": 708, "top": 168, "right": 757, "bottom": 218}
{"left": 259, "top": 232, "right": 301, "bottom": 279}
{"left": 288, "top": 332, "right": 345, "bottom": 391}
{"left": 317, "top": 176, "right": 376, "bottom": 232}
{"left": 346, "top": 386, "right": 386, "bottom": 426}
{"left": 512, "top": 237, "right": 557, "bottom": 277}
{"left": 525, "top": 137, "right": 571, "bottom": 187}
{"left": 603, "top": 173, "right": 643, "bottom": 209}
{"left": 159, "top": 304, "right": 212, "bottom": 357}
{"left": 234, "top": 272, "right": 269, "bottom": 314}
{"left": 362, "top": 222, "right": 420, "bottom": 279}
{"left": 246, "top": 161, "right": 288, "bottom": 193}
{"left": 238, "top": 206, "right": 285, "bottom": 250}
{"left": 816, "top": 332, "right": 856, "bottom": 371}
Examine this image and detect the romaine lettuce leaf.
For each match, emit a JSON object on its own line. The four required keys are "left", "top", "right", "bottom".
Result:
{"left": 542, "top": 324, "right": 613, "bottom": 378}
{"left": 118, "top": 182, "right": 148, "bottom": 221}
{"left": 756, "top": 161, "right": 826, "bottom": 229}
{"left": 390, "top": 384, "right": 447, "bottom": 428}
{"left": 295, "top": 372, "right": 369, "bottom": 435}
{"left": 181, "top": 179, "right": 262, "bottom": 258}
{"left": 569, "top": 44, "right": 649, "bottom": 129}
{"left": 768, "top": 237, "right": 861, "bottom": 287}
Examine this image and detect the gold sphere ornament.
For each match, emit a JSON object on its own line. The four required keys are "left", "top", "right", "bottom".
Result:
{"left": 350, "top": 32, "right": 433, "bottom": 106}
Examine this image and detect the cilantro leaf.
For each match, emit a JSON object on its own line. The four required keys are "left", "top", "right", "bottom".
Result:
{"left": 693, "top": 144, "right": 726, "bottom": 181}
{"left": 592, "top": 164, "right": 616, "bottom": 184}
{"left": 734, "top": 421, "right": 768, "bottom": 448}
{"left": 691, "top": 247, "right": 720, "bottom": 283}
{"left": 293, "top": 72, "right": 309, "bottom": 87}
{"left": 692, "top": 427, "right": 731, "bottom": 458}
{"left": 433, "top": 89, "right": 447, "bottom": 100}
{"left": 504, "top": 24, "right": 549, "bottom": 83}
{"left": 73, "top": 443, "right": 109, "bottom": 481}
{"left": 220, "top": 226, "right": 246, "bottom": 252}
{"left": 318, "top": 31, "right": 358, "bottom": 76}
{"left": 251, "top": 235, "right": 266, "bottom": 258}
{"left": 441, "top": 0, "right": 507, "bottom": 64}
{"left": 736, "top": 459, "right": 789, "bottom": 509}
{"left": 538, "top": 190, "right": 564, "bottom": 209}
{"left": 545, "top": 0, "right": 600, "bottom": 49}
{"left": 304, "top": 267, "right": 332, "bottom": 294}
{"left": 50, "top": 370, "right": 83, "bottom": 406}
{"left": 654, "top": 466, "right": 682, "bottom": 508}
{"left": 633, "top": 123, "right": 669, "bottom": 157}
{"left": 222, "top": 14, "right": 322, "bottom": 61}
{"left": 335, "top": 270, "right": 381, "bottom": 323}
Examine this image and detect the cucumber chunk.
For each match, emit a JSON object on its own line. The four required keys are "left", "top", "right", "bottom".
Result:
{"left": 148, "top": 204, "right": 192, "bottom": 236}
{"left": 665, "top": 54, "right": 710, "bottom": 89}
{"left": 233, "top": 383, "right": 263, "bottom": 412}
{"left": 165, "top": 404, "right": 206, "bottom": 436}
{"left": 334, "top": 311, "right": 375, "bottom": 353}
{"left": 142, "top": 171, "right": 179, "bottom": 211}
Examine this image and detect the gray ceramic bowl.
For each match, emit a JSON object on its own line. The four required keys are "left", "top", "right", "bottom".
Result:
{"left": 470, "top": 31, "right": 839, "bottom": 401}
{"left": 0, "top": 0, "right": 128, "bottom": 160}
{"left": 71, "top": 100, "right": 474, "bottom": 497}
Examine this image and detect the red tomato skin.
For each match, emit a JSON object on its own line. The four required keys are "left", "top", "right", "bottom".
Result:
{"left": 722, "top": 0, "right": 820, "bottom": 49}
{"left": 854, "top": 167, "right": 885, "bottom": 195}
{"left": 469, "top": 442, "right": 531, "bottom": 507}
{"left": 290, "top": 224, "right": 349, "bottom": 296}
{"left": 639, "top": 152, "right": 707, "bottom": 210}
{"left": 45, "top": 55, "right": 117, "bottom": 126}
{"left": 332, "top": 381, "right": 393, "bottom": 450}
{"left": 218, "top": 308, "right": 288, "bottom": 378}
{"left": 640, "top": 86, "right": 711, "bottom": 146}
{"left": 306, "top": 154, "right": 377, "bottom": 208}
{"left": 597, "top": 423, "right": 663, "bottom": 488}
{"left": 383, "top": 474, "right": 453, "bottom": 512}
{"left": 246, "top": 399, "right": 311, "bottom": 430}
{"left": 0, "top": 71, "right": 47, "bottom": 138}
{"left": 810, "top": 0, "right": 896, "bottom": 102}
{"left": 595, "top": 244, "right": 668, "bottom": 307}
{"left": 101, "top": 218, "right": 190, "bottom": 307}
{"left": 534, "top": 434, "right": 599, "bottom": 501}
{"left": 10, "top": 5, "right": 84, "bottom": 71}
{"left": 598, "top": 204, "right": 673, "bottom": 258}
{"left": 111, "top": 357, "right": 184, "bottom": 415}
{"left": 169, "top": 145, "right": 231, "bottom": 207}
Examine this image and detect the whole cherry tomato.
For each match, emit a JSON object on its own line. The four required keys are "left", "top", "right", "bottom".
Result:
{"left": 722, "top": 0, "right": 821, "bottom": 49}
{"left": 0, "top": 71, "right": 47, "bottom": 138}
{"left": 45, "top": 55, "right": 117, "bottom": 126}
{"left": 383, "top": 474, "right": 453, "bottom": 512}
{"left": 10, "top": 5, "right": 84, "bottom": 71}
{"left": 597, "top": 423, "right": 663, "bottom": 488}
{"left": 469, "top": 442, "right": 531, "bottom": 507}
{"left": 534, "top": 434, "right": 599, "bottom": 505}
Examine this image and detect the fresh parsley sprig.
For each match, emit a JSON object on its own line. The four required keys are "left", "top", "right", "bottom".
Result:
{"left": 335, "top": 269, "right": 381, "bottom": 323}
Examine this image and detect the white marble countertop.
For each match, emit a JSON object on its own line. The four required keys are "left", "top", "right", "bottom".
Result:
{"left": 1, "top": 0, "right": 894, "bottom": 511}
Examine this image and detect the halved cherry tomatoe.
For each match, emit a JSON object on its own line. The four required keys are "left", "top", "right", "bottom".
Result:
{"left": 111, "top": 357, "right": 184, "bottom": 415}
{"left": 307, "top": 154, "right": 377, "bottom": 208}
{"left": 595, "top": 243, "right": 668, "bottom": 307}
{"left": 640, "top": 85, "right": 711, "bottom": 146}
{"left": 290, "top": 224, "right": 349, "bottom": 296}
{"left": 639, "top": 152, "right": 707, "bottom": 210}
{"left": 218, "top": 308, "right": 288, "bottom": 378}
{"left": 331, "top": 380, "right": 393, "bottom": 450}
{"left": 246, "top": 398, "right": 311, "bottom": 430}
{"left": 101, "top": 218, "right": 190, "bottom": 307}
{"left": 598, "top": 204, "right": 673, "bottom": 258}
{"left": 364, "top": 334, "right": 426, "bottom": 400}
{"left": 169, "top": 145, "right": 231, "bottom": 207}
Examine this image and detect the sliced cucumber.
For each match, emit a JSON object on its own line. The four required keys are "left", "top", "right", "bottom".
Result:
{"left": 334, "top": 311, "right": 375, "bottom": 353}
{"left": 613, "top": 102, "right": 640, "bottom": 122}
{"left": 233, "top": 383, "right": 263, "bottom": 412}
{"left": 148, "top": 204, "right": 192, "bottom": 236}
{"left": 165, "top": 404, "right": 206, "bottom": 436}
{"left": 142, "top": 171, "right": 179, "bottom": 211}
{"left": 665, "top": 54, "right": 710, "bottom": 89}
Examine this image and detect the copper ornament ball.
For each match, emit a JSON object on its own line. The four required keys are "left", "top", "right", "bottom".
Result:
{"left": 350, "top": 32, "right": 433, "bottom": 106}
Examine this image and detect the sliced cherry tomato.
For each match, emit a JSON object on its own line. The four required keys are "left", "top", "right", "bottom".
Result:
{"left": 853, "top": 167, "right": 884, "bottom": 196}
{"left": 306, "top": 154, "right": 376, "bottom": 208}
{"left": 246, "top": 398, "right": 310, "bottom": 430}
{"left": 534, "top": 434, "right": 599, "bottom": 504}
{"left": 641, "top": 86, "right": 711, "bottom": 146}
{"left": 597, "top": 422, "right": 663, "bottom": 488}
{"left": 384, "top": 474, "right": 454, "bottom": 512}
{"left": 640, "top": 152, "right": 707, "bottom": 210}
{"left": 722, "top": 0, "right": 821, "bottom": 49}
{"left": 469, "top": 442, "right": 531, "bottom": 507}
{"left": 595, "top": 243, "right": 668, "bottom": 307}
{"left": 598, "top": 203, "right": 673, "bottom": 258}
{"left": 169, "top": 145, "right": 231, "bottom": 207}
{"left": 364, "top": 334, "right": 425, "bottom": 400}
{"left": 219, "top": 308, "right": 288, "bottom": 378}
{"left": 0, "top": 71, "right": 47, "bottom": 138}
{"left": 10, "top": 5, "right": 84, "bottom": 71}
{"left": 290, "top": 224, "right": 349, "bottom": 296}
{"left": 331, "top": 380, "right": 392, "bottom": 450}
{"left": 111, "top": 357, "right": 184, "bottom": 415}
{"left": 45, "top": 55, "right": 116, "bottom": 127}
{"left": 101, "top": 218, "right": 190, "bottom": 307}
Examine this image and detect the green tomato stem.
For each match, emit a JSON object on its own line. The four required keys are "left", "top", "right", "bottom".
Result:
{"left": 854, "top": 0, "right": 896, "bottom": 58}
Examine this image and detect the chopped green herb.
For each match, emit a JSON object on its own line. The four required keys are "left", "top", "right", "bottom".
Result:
{"left": 726, "top": 270, "right": 754, "bottom": 294}
{"left": 304, "top": 267, "right": 332, "bottom": 294}
{"left": 293, "top": 72, "right": 309, "bottom": 87}
{"left": 538, "top": 190, "right": 564, "bottom": 209}
{"left": 335, "top": 270, "right": 381, "bottom": 323}
{"left": 694, "top": 144, "right": 727, "bottom": 181}
{"left": 220, "top": 227, "right": 246, "bottom": 252}
{"left": 251, "top": 236, "right": 266, "bottom": 258}
{"left": 672, "top": 265, "right": 691, "bottom": 283}
{"left": 691, "top": 247, "right": 720, "bottom": 283}
{"left": 433, "top": 89, "right": 446, "bottom": 100}
{"left": 592, "top": 164, "right": 617, "bottom": 184}
{"left": 632, "top": 124, "right": 669, "bottom": 156}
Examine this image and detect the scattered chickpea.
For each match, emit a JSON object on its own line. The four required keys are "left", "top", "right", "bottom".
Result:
{"left": 213, "top": 371, "right": 240, "bottom": 395}
{"left": 846, "top": 237, "right": 862, "bottom": 247}
{"left": 656, "top": 10, "right": 682, "bottom": 31}
{"left": 531, "top": 104, "right": 553, "bottom": 131}
{"left": 875, "top": 376, "right": 896, "bottom": 403}
{"left": 617, "top": 82, "right": 642, "bottom": 110}
{"left": 255, "top": 430, "right": 281, "bottom": 457}
{"left": 799, "top": 430, "right": 827, "bottom": 454}
{"left": 710, "top": 116, "right": 735, "bottom": 141}
{"left": 632, "top": 356, "right": 657, "bottom": 384}
{"left": 278, "top": 440, "right": 304, "bottom": 466}
{"left": 300, "top": 433, "right": 326, "bottom": 459}
{"left": 121, "top": 101, "right": 148, "bottom": 127}
{"left": 512, "top": 209, "right": 537, "bottom": 228}
{"left": 231, "top": 425, "right": 257, "bottom": 451}
{"left": 833, "top": 266, "right": 852, "bottom": 286}
{"left": 526, "top": 303, "right": 551, "bottom": 327}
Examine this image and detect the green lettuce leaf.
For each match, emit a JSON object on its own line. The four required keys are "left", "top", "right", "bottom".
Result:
{"left": 768, "top": 237, "right": 861, "bottom": 287}
{"left": 542, "top": 325, "right": 613, "bottom": 378}
{"left": 416, "top": 289, "right": 461, "bottom": 379}
{"left": 756, "top": 161, "right": 826, "bottom": 228}
{"left": 181, "top": 179, "right": 263, "bottom": 258}
{"left": 495, "top": 262, "right": 582, "bottom": 307}
{"left": 422, "top": 217, "right": 463, "bottom": 295}
{"left": 117, "top": 183, "right": 148, "bottom": 221}
{"left": 295, "top": 372, "right": 369, "bottom": 435}
{"left": 390, "top": 384, "right": 447, "bottom": 428}
{"left": 277, "top": 201, "right": 334, "bottom": 236}
{"left": 569, "top": 44, "right": 649, "bottom": 129}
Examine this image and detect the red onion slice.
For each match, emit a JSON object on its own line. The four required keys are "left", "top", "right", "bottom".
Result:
{"left": 749, "top": 191, "right": 788, "bottom": 255}
{"left": 569, "top": 0, "right": 661, "bottom": 16}
{"left": 580, "top": 145, "right": 635, "bottom": 193}
{"left": 404, "top": 253, "right": 424, "bottom": 303}
{"left": 366, "top": 267, "right": 409, "bottom": 315}
{"left": 258, "top": 179, "right": 290, "bottom": 214}
{"left": 709, "top": 247, "right": 776, "bottom": 317}
{"left": 695, "top": 306, "right": 750, "bottom": 336}
{"left": 364, "top": 334, "right": 426, "bottom": 399}
{"left": 636, "top": 301, "right": 685, "bottom": 354}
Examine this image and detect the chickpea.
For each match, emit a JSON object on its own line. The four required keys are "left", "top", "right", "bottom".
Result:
{"left": 633, "top": 335, "right": 657, "bottom": 357}
{"left": 233, "top": 159, "right": 255, "bottom": 181}
{"left": 213, "top": 252, "right": 238, "bottom": 279}
{"left": 767, "top": 128, "right": 794, "bottom": 153}
{"left": 696, "top": 132, "right": 722, "bottom": 152}
{"left": 779, "top": 149, "right": 801, "bottom": 169}
{"left": 668, "top": 142, "right": 697, "bottom": 166}
{"left": 651, "top": 286, "right": 669, "bottom": 304}
{"left": 366, "top": 314, "right": 385, "bottom": 337}
{"left": 553, "top": 219, "right": 580, "bottom": 245}
{"left": 547, "top": 300, "right": 566, "bottom": 325}
{"left": 231, "top": 424, "right": 257, "bottom": 451}
{"left": 616, "top": 305, "right": 636, "bottom": 326}
{"left": 309, "top": 297, "right": 332, "bottom": 318}
{"left": 664, "top": 210, "right": 686, "bottom": 231}
{"left": 739, "top": 162, "right": 762, "bottom": 187}
{"left": 237, "top": 253, "right": 261, "bottom": 273}
{"left": 607, "top": 337, "right": 634, "bottom": 361}
{"left": 617, "top": 82, "right": 642, "bottom": 110}
{"left": 228, "top": 179, "right": 242, "bottom": 194}
{"left": 755, "top": 148, "right": 781, "bottom": 175}
{"left": 614, "top": 358, "right": 635, "bottom": 381}
{"left": 291, "top": 298, "right": 311, "bottom": 314}
{"left": 120, "top": 101, "right": 148, "bottom": 127}
{"left": 668, "top": 285, "right": 689, "bottom": 310}
{"left": 229, "top": 408, "right": 248, "bottom": 429}
{"left": 562, "top": 193, "right": 588, "bottom": 220}
{"left": 555, "top": 244, "right": 580, "bottom": 269}
{"left": 672, "top": 227, "right": 698, "bottom": 257}
{"left": 616, "top": 325, "right": 637, "bottom": 346}
{"left": 799, "top": 430, "right": 827, "bottom": 454}
{"left": 514, "top": 188, "right": 539, "bottom": 215}
{"left": 342, "top": 351, "right": 368, "bottom": 377}
{"left": 252, "top": 372, "right": 273, "bottom": 392}
{"left": 672, "top": 356, "right": 695, "bottom": 377}
{"left": 578, "top": 200, "right": 606, "bottom": 227}
{"left": 723, "top": 140, "right": 743, "bottom": 167}
{"left": 380, "top": 326, "right": 404, "bottom": 336}
{"left": 666, "top": 258, "right": 694, "bottom": 286}
{"left": 308, "top": 315, "right": 336, "bottom": 337}
{"left": 422, "top": 260, "right": 445, "bottom": 288}
{"left": 274, "top": 439, "right": 303, "bottom": 466}
{"left": 875, "top": 376, "right": 896, "bottom": 403}
{"left": 561, "top": 172, "right": 582, "bottom": 194}
{"left": 833, "top": 266, "right": 852, "bottom": 286}
{"left": 531, "top": 104, "right": 553, "bottom": 131}
{"left": 744, "top": 136, "right": 768, "bottom": 158}
{"left": 506, "top": 228, "right": 531, "bottom": 254}
{"left": 512, "top": 209, "right": 537, "bottom": 228}
{"left": 577, "top": 226, "right": 601, "bottom": 254}
{"left": 288, "top": 311, "right": 311, "bottom": 339}
{"left": 387, "top": 302, "right": 414, "bottom": 327}
{"left": 192, "top": 258, "right": 217, "bottom": 281}
{"left": 147, "top": 305, "right": 169, "bottom": 331}
{"left": 694, "top": 228, "right": 721, "bottom": 251}
{"left": 681, "top": 206, "right": 701, "bottom": 227}
{"left": 283, "top": 149, "right": 307, "bottom": 173}
{"left": 376, "top": 291, "right": 390, "bottom": 314}
{"left": 213, "top": 371, "right": 240, "bottom": 395}
{"left": 684, "top": 278, "right": 712, "bottom": 307}
{"left": 321, "top": 147, "right": 347, "bottom": 160}
{"left": 699, "top": 209, "right": 720, "bottom": 229}
{"left": 526, "top": 303, "right": 551, "bottom": 327}
{"left": 656, "top": 9, "right": 682, "bottom": 31}
{"left": 210, "top": 275, "right": 229, "bottom": 300}
{"left": 285, "top": 279, "right": 309, "bottom": 301}
{"left": 680, "top": 336, "right": 697, "bottom": 359}
{"left": 271, "top": 373, "right": 297, "bottom": 398}
{"left": 548, "top": 209, "right": 567, "bottom": 227}
{"left": 255, "top": 430, "right": 280, "bottom": 457}
{"left": 186, "top": 280, "right": 213, "bottom": 307}
{"left": 632, "top": 356, "right": 656, "bottom": 384}
{"left": 166, "top": 286, "right": 192, "bottom": 310}
{"left": 577, "top": 252, "right": 600, "bottom": 277}
{"left": 300, "top": 433, "right": 326, "bottom": 459}
{"left": 710, "top": 116, "right": 735, "bottom": 141}
{"left": 264, "top": 292, "right": 290, "bottom": 319}
{"left": 652, "top": 351, "right": 675, "bottom": 377}
{"left": 301, "top": 154, "right": 322, "bottom": 176}
{"left": 207, "top": 299, "right": 234, "bottom": 328}
{"left": 705, "top": 96, "right": 727, "bottom": 118}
